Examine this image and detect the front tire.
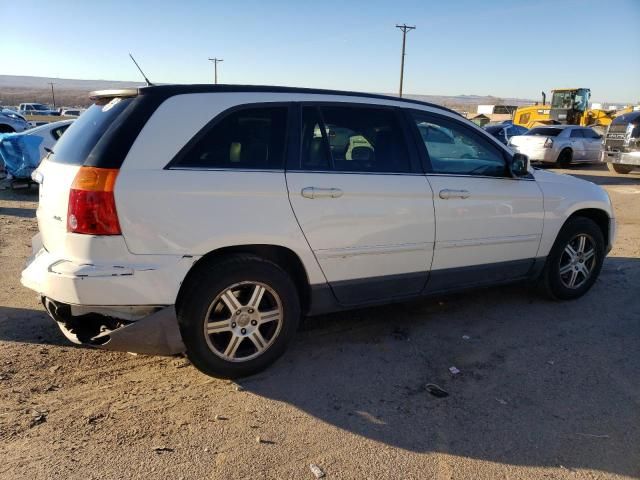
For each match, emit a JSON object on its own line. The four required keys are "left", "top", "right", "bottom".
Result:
{"left": 178, "top": 254, "right": 301, "bottom": 378}
{"left": 607, "top": 163, "right": 633, "bottom": 174}
{"left": 541, "top": 217, "right": 605, "bottom": 300}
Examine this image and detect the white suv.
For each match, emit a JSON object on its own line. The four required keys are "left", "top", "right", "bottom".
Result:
{"left": 22, "top": 85, "right": 616, "bottom": 378}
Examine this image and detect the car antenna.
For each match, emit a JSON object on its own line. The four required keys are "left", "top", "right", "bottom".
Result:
{"left": 129, "top": 53, "right": 153, "bottom": 86}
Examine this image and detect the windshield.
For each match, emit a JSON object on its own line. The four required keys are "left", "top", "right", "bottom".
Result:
{"left": 551, "top": 91, "right": 574, "bottom": 109}
{"left": 573, "top": 90, "right": 589, "bottom": 111}
{"left": 526, "top": 127, "right": 562, "bottom": 137}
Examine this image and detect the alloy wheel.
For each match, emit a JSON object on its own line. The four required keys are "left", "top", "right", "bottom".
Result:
{"left": 203, "top": 281, "right": 283, "bottom": 362}
{"left": 558, "top": 233, "right": 596, "bottom": 289}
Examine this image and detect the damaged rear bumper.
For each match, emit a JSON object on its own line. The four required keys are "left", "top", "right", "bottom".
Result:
{"left": 42, "top": 298, "right": 185, "bottom": 356}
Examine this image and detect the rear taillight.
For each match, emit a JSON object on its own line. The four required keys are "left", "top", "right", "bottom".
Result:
{"left": 543, "top": 138, "right": 553, "bottom": 148}
{"left": 67, "top": 167, "right": 121, "bottom": 235}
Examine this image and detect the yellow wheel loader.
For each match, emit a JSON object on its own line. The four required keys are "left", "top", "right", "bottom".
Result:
{"left": 513, "top": 88, "right": 632, "bottom": 133}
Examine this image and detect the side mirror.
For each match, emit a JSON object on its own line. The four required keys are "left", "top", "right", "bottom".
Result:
{"left": 509, "top": 153, "right": 530, "bottom": 177}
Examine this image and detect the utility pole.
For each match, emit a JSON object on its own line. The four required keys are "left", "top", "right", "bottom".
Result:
{"left": 395, "top": 24, "right": 415, "bottom": 98}
{"left": 208, "top": 57, "right": 224, "bottom": 84}
{"left": 47, "top": 82, "right": 56, "bottom": 109}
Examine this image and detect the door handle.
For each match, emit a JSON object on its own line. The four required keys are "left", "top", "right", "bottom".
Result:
{"left": 439, "top": 189, "right": 470, "bottom": 200}
{"left": 301, "top": 187, "right": 343, "bottom": 199}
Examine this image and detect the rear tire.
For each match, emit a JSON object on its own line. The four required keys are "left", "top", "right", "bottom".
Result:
{"left": 557, "top": 148, "right": 572, "bottom": 166}
{"left": 178, "top": 254, "right": 301, "bottom": 378}
{"left": 540, "top": 217, "right": 605, "bottom": 300}
{"left": 607, "top": 163, "right": 633, "bottom": 174}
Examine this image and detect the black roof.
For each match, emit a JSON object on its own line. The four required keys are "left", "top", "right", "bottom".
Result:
{"left": 130, "top": 84, "right": 459, "bottom": 116}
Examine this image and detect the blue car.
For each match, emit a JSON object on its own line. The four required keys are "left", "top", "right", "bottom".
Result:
{"left": 485, "top": 123, "right": 528, "bottom": 145}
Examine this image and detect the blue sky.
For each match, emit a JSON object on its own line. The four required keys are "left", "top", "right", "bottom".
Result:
{"left": 3, "top": 0, "right": 639, "bottom": 102}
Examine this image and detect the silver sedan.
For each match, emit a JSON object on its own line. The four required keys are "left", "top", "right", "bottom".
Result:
{"left": 509, "top": 125, "right": 602, "bottom": 165}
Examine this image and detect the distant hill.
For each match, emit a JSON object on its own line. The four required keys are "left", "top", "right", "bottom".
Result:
{"left": 0, "top": 75, "right": 145, "bottom": 107}
{"left": 395, "top": 93, "right": 535, "bottom": 111}
{"left": 0, "top": 75, "right": 143, "bottom": 91}
{"left": 0, "top": 74, "right": 536, "bottom": 110}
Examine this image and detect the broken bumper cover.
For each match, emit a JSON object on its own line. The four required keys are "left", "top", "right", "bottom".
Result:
{"left": 20, "top": 239, "right": 194, "bottom": 356}
{"left": 21, "top": 245, "right": 194, "bottom": 306}
{"left": 43, "top": 298, "right": 185, "bottom": 356}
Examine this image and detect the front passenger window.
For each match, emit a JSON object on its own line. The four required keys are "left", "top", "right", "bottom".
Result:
{"left": 412, "top": 112, "right": 507, "bottom": 176}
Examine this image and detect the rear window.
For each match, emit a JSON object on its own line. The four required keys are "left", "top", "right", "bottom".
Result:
{"left": 526, "top": 127, "right": 562, "bottom": 137}
{"left": 51, "top": 97, "right": 133, "bottom": 165}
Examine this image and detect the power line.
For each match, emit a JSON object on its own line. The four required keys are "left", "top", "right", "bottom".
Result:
{"left": 395, "top": 24, "right": 416, "bottom": 98}
{"left": 47, "top": 82, "right": 56, "bottom": 109}
{"left": 208, "top": 57, "right": 224, "bottom": 84}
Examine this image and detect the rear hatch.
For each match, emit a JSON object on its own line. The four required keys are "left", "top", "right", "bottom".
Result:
{"left": 33, "top": 95, "right": 136, "bottom": 255}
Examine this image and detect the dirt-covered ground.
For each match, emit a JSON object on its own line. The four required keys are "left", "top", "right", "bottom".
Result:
{"left": 1, "top": 164, "right": 638, "bottom": 480}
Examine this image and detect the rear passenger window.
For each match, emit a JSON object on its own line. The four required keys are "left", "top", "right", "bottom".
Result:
{"left": 412, "top": 112, "right": 507, "bottom": 177}
{"left": 570, "top": 129, "right": 584, "bottom": 138}
{"left": 175, "top": 106, "right": 288, "bottom": 169}
{"left": 300, "top": 105, "right": 411, "bottom": 173}
{"left": 51, "top": 125, "right": 70, "bottom": 140}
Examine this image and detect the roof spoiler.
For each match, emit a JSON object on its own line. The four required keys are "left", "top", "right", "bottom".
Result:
{"left": 89, "top": 88, "right": 139, "bottom": 100}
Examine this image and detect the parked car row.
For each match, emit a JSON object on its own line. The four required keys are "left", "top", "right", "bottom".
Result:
{"left": 0, "top": 104, "right": 86, "bottom": 120}
{"left": 483, "top": 121, "right": 632, "bottom": 170}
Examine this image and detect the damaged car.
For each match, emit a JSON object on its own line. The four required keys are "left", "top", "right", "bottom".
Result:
{"left": 22, "top": 85, "right": 615, "bottom": 378}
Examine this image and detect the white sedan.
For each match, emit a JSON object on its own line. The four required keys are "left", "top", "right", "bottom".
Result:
{"left": 509, "top": 125, "right": 602, "bottom": 165}
{"left": 20, "top": 120, "right": 74, "bottom": 160}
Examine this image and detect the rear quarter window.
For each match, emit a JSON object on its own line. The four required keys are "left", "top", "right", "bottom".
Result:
{"left": 50, "top": 97, "right": 133, "bottom": 165}
{"left": 170, "top": 106, "right": 289, "bottom": 170}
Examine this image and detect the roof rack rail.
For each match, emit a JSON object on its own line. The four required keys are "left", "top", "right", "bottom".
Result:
{"left": 134, "top": 84, "right": 459, "bottom": 115}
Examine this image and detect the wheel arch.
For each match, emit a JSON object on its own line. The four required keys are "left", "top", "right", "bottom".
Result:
{"left": 176, "top": 244, "right": 311, "bottom": 315}
{"left": 558, "top": 146, "right": 572, "bottom": 159}
{"left": 0, "top": 123, "right": 15, "bottom": 133}
{"left": 565, "top": 208, "right": 610, "bottom": 247}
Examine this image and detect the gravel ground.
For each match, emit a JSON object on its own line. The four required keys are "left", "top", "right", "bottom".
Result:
{"left": 0, "top": 164, "right": 638, "bottom": 480}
